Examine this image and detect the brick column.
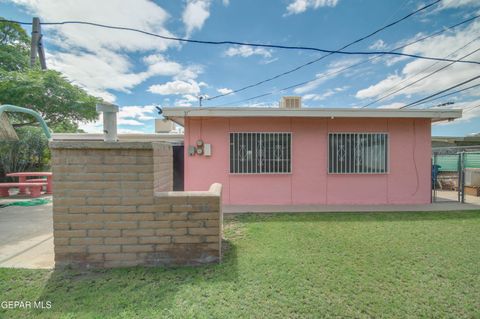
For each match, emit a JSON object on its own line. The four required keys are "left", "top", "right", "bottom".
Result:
{"left": 50, "top": 141, "right": 222, "bottom": 268}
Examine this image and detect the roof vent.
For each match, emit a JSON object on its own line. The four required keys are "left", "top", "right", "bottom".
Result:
{"left": 280, "top": 96, "right": 302, "bottom": 109}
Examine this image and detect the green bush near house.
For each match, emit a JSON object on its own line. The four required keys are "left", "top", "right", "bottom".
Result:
{"left": 0, "top": 211, "right": 479, "bottom": 318}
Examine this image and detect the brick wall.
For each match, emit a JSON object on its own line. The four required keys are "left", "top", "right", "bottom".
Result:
{"left": 50, "top": 141, "right": 222, "bottom": 268}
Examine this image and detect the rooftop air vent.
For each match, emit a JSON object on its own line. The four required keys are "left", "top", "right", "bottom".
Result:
{"left": 280, "top": 96, "right": 302, "bottom": 109}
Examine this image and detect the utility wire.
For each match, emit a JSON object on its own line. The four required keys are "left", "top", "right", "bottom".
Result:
{"left": 399, "top": 74, "right": 480, "bottom": 109}
{"left": 419, "top": 82, "right": 480, "bottom": 107}
{"left": 1, "top": 10, "right": 480, "bottom": 66}
{"left": 209, "top": 15, "right": 480, "bottom": 107}
{"left": 464, "top": 103, "right": 480, "bottom": 114}
{"left": 361, "top": 38, "right": 480, "bottom": 108}
{"left": 361, "top": 32, "right": 480, "bottom": 108}
{"left": 205, "top": 0, "right": 441, "bottom": 101}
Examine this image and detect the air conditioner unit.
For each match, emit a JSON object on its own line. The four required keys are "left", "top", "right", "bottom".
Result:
{"left": 280, "top": 96, "right": 302, "bottom": 109}
{"left": 465, "top": 168, "right": 480, "bottom": 187}
{"left": 155, "top": 119, "right": 175, "bottom": 133}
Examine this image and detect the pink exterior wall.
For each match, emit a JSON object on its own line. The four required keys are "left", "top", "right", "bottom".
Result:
{"left": 184, "top": 117, "right": 432, "bottom": 205}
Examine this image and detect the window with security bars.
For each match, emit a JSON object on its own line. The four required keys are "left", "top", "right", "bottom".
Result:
{"left": 230, "top": 132, "right": 291, "bottom": 174}
{"left": 328, "top": 133, "right": 388, "bottom": 174}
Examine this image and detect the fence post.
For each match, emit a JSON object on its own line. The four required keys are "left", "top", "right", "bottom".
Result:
{"left": 433, "top": 153, "right": 437, "bottom": 203}
{"left": 461, "top": 152, "right": 465, "bottom": 204}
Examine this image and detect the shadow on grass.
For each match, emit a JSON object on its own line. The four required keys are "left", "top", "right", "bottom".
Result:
{"left": 30, "top": 240, "right": 238, "bottom": 318}
{"left": 228, "top": 210, "right": 480, "bottom": 224}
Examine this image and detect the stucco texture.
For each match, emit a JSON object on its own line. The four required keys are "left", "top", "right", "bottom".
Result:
{"left": 184, "top": 117, "right": 431, "bottom": 205}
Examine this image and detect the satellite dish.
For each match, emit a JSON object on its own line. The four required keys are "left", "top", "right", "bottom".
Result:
{"left": 0, "top": 112, "right": 18, "bottom": 141}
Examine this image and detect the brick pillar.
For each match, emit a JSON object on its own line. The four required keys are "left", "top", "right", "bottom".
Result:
{"left": 50, "top": 141, "right": 222, "bottom": 268}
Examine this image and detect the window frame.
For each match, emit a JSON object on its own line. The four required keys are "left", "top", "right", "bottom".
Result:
{"left": 229, "top": 132, "right": 293, "bottom": 175}
{"left": 327, "top": 132, "right": 389, "bottom": 175}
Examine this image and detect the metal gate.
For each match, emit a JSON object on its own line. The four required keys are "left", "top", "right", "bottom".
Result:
{"left": 432, "top": 151, "right": 480, "bottom": 203}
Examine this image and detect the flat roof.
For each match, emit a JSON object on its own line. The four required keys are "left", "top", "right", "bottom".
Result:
{"left": 162, "top": 107, "right": 462, "bottom": 126}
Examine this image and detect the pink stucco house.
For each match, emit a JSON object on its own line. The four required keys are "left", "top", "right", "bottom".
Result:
{"left": 163, "top": 105, "right": 461, "bottom": 206}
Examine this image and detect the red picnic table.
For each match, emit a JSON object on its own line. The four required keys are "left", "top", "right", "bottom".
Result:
{"left": 6, "top": 172, "right": 53, "bottom": 195}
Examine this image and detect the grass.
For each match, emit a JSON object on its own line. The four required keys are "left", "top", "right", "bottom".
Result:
{"left": 1, "top": 211, "right": 480, "bottom": 318}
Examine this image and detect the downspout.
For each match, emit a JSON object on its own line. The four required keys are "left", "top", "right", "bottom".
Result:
{"left": 0, "top": 104, "right": 52, "bottom": 140}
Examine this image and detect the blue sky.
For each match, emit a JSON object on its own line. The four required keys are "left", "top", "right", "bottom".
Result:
{"left": 1, "top": 0, "right": 480, "bottom": 136}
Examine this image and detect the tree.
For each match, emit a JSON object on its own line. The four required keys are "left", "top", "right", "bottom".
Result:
{"left": 0, "top": 18, "right": 100, "bottom": 132}
{"left": 0, "top": 69, "right": 99, "bottom": 130}
{"left": 0, "top": 19, "right": 30, "bottom": 72}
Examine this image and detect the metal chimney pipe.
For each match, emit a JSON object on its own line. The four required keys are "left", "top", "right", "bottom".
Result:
{"left": 96, "top": 103, "right": 119, "bottom": 142}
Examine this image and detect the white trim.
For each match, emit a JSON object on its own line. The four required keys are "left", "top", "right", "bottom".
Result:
{"left": 163, "top": 107, "right": 462, "bottom": 126}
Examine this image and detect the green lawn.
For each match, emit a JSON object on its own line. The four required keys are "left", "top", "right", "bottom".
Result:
{"left": 1, "top": 211, "right": 480, "bottom": 318}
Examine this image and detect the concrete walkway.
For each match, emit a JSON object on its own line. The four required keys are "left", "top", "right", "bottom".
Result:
{"left": 0, "top": 199, "right": 54, "bottom": 269}
{"left": 224, "top": 192, "right": 480, "bottom": 214}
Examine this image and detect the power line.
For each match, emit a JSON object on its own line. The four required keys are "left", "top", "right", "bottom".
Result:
{"left": 1, "top": 12, "right": 480, "bottom": 67}
{"left": 400, "top": 75, "right": 480, "bottom": 109}
{"left": 361, "top": 38, "right": 480, "bottom": 108}
{"left": 419, "top": 83, "right": 480, "bottom": 107}
{"left": 206, "top": 0, "right": 441, "bottom": 101}
{"left": 361, "top": 32, "right": 480, "bottom": 108}
{"left": 464, "top": 103, "right": 480, "bottom": 114}
{"left": 209, "top": 15, "right": 480, "bottom": 107}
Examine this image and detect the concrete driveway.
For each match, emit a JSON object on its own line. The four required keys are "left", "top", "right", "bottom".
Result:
{"left": 0, "top": 199, "right": 54, "bottom": 269}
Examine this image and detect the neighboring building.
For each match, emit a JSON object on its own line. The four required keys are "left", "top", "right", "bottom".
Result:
{"left": 432, "top": 135, "right": 480, "bottom": 148}
{"left": 163, "top": 102, "right": 461, "bottom": 206}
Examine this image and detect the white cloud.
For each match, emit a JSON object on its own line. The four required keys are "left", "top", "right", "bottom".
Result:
{"left": 119, "top": 105, "right": 157, "bottom": 121}
{"left": 369, "top": 39, "right": 387, "bottom": 50}
{"left": 183, "top": 0, "right": 211, "bottom": 36}
{"left": 303, "top": 92, "right": 334, "bottom": 101}
{"left": 224, "top": 46, "right": 272, "bottom": 58}
{"left": 356, "top": 20, "right": 480, "bottom": 102}
{"left": 439, "top": 0, "right": 480, "bottom": 9}
{"left": 377, "top": 102, "right": 405, "bottom": 109}
{"left": 217, "top": 88, "right": 234, "bottom": 94}
{"left": 169, "top": 94, "right": 199, "bottom": 107}
{"left": 11, "top": 0, "right": 175, "bottom": 52}
{"left": 78, "top": 104, "right": 158, "bottom": 132}
{"left": 11, "top": 0, "right": 209, "bottom": 102}
{"left": 434, "top": 100, "right": 480, "bottom": 126}
{"left": 285, "top": 0, "right": 339, "bottom": 16}
{"left": 293, "top": 58, "right": 360, "bottom": 94}
{"left": 303, "top": 86, "right": 348, "bottom": 101}
{"left": 78, "top": 117, "right": 103, "bottom": 133}
{"left": 48, "top": 50, "right": 199, "bottom": 98}
{"left": 174, "top": 98, "right": 194, "bottom": 107}
{"left": 222, "top": 0, "right": 230, "bottom": 5}
{"left": 174, "top": 65, "right": 204, "bottom": 81}
{"left": 148, "top": 80, "right": 202, "bottom": 95}
{"left": 356, "top": 74, "right": 402, "bottom": 100}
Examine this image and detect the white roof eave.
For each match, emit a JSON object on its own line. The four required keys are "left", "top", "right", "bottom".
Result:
{"left": 162, "top": 107, "right": 462, "bottom": 127}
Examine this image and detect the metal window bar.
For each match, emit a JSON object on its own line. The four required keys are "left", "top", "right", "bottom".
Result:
{"left": 230, "top": 132, "right": 292, "bottom": 174}
{"left": 328, "top": 133, "right": 388, "bottom": 174}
